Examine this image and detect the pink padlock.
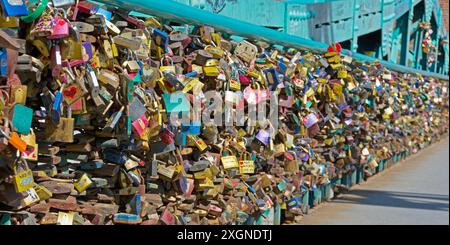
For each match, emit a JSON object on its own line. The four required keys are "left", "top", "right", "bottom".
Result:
{"left": 279, "top": 95, "right": 293, "bottom": 108}
{"left": 239, "top": 74, "right": 252, "bottom": 86}
{"left": 243, "top": 85, "right": 257, "bottom": 105}
{"left": 51, "top": 45, "right": 62, "bottom": 78}
{"left": 132, "top": 114, "right": 149, "bottom": 137}
{"left": 243, "top": 83, "right": 269, "bottom": 105}
{"left": 47, "top": 17, "right": 69, "bottom": 40}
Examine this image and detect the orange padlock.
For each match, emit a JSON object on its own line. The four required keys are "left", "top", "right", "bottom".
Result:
{"left": 9, "top": 132, "right": 27, "bottom": 152}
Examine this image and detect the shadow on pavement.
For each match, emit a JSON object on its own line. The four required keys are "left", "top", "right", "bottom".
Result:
{"left": 333, "top": 190, "right": 449, "bottom": 212}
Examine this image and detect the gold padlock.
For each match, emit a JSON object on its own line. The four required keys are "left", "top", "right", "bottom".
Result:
{"left": 61, "top": 38, "right": 83, "bottom": 60}
{"left": 187, "top": 135, "right": 208, "bottom": 152}
{"left": 239, "top": 152, "right": 255, "bottom": 174}
{"left": 98, "top": 69, "right": 120, "bottom": 89}
{"left": 205, "top": 46, "right": 224, "bottom": 59}
{"left": 229, "top": 80, "right": 241, "bottom": 91}
{"left": 10, "top": 85, "right": 28, "bottom": 105}
{"left": 203, "top": 66, "right": 219, "bottom": 77}
{"left": 13, "top": 161, "right": 35, "bottom": 193}
{"left": 221, "top": 147, "right": 238, "bottom": 169}
{"left": 74, "top": 173, "right": 93, "bottom": 193}
{"left": 125, "top": 60, "right": 141, "bottom": 73}
{"left": 21, "top": 130, "right": 38, "bottom": 161}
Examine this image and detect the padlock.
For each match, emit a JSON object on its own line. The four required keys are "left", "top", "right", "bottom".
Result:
{"left": 44, "top": 117, "right": 75, "bottom": 143}
{"left": 71, "top": 21, "right": 95, "bottom": 33}
{"left": 76, "top": 0, "right": 99, "bottom": 14}
{"left": 12, "top": 159, "right": 35, "bottom": 193}
{"left": 60, "top": 37, "right": 83, "bottom": 60}
{"left": 205, "top": 46, "right": 224, "bottom": 59}
{"left": 221, "top": 147, "right": 238, "bottom": 170}
{"left": 199, "top": 26, "right": 214, "bottom": 44}
{"left": 0, "top": 15, "right": 19, "bottom": 28}
{"left": 51, "top": 45, "right": 62, "bottom": 78}
{"left": 21, "top": 130, "right": 38, "bottom": 161}
{"left": 228, "top": 80, "right": 241, "bottom": 91}
{"left": 125, "top": 60, "right": 141, "bottom": 73}
{"left": 239, "top": 152, "right": 255, "bottom": 174}
{"left": 0, "top": 48, "right": 7, "bottom": 77}
{"left": 9, "top": 85, "right": 27, "bottom": 105}
{"left": 103, "top": 106, "right": 125, "bottom": 133}
{"left": 194, "top": 50, "right": 213, "bottom": 66}
{"left": 1, "top": 0, "right": 28, "bottom": 16}
{"left": 63, "top": 81, "right": 84, "bottom": 105}
{"left": 85, "top": 64, "right": 100, "bottom": 96}
{"left": 160, "top": 56, "right": 176, "bottom": 74}
{"left": 98, "top": 69, "right": 120, "bottom": 90}
{"left": 47, "top": 9, "right": 69, "bottom": 39}
{"left": 186, "top": 134, "right": 207, "bottom": 152}
{"left": 11, "top": 104, "right": 33, "bottom": 135}
{"left": 85, "top": 14, "right": 108, "bottom": 35}
{"left": 30, "top": 12, "right": 55, "bottom": 37}
{"left": 203, "top": 66, "right": 219, "bottom": 77}
{"left": 234, "top": 40, "right": 258, "bottom": 64}
{"left": 152, "top": 28, "right": 169, "bottom": 49}
{"left": 73, "top": 173, "right": 93, "bottom": 193}
{"left": 132, "top": 114, "right": 149, "bottom": 137}
{"left": 113, "top": 35, "right": 142, "bottom": 50}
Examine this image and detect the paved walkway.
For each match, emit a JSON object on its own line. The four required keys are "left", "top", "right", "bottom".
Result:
{"left": 300, "top": 137, "right": 449, "bottom": 225}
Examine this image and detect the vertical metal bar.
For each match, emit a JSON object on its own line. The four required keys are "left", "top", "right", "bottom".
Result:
{"left": 415, "top": 10, "right": 425, "bottom": 70}
{"left": 401, "top": 0, "right": 414, "bottom": 66}
{"left": 433, "top": 39, "right": 438, "bottom": 72}
{"left": 351, "top": 0, "right": 359, "bottom": 53}
{"left": 283, "top": 2, "right": 289, "bottom": 34}
{"left": 380, "top": 0, "right": 385, "bottom": 59}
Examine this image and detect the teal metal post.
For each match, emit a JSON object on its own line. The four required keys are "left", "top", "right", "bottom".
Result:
{"left": 433, "top": 38, "right": 438, "bottom": 73}
{"left": 415, "top": 20, "right": 424, "bottom": 69}
{"left": 413, "top": 21, "right": 422, "bottom": 68}
{"left": 283, "top": 2, "right": 288, "bottom": 34}
{"left": 401, "top": 0, "right": 414, "bottom": 66}
{"left": 380, "top": 0, "right": 385, "bottom": 59}
{"left": 351, "top": 0, "right": 360, "bottom": 52}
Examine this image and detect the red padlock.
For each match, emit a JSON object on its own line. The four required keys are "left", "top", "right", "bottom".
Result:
{"left": 160, "top": 128, "right": 174, "bottom": 145}
{"left": 327, "top": 43, "right": 342, "bottom": 53}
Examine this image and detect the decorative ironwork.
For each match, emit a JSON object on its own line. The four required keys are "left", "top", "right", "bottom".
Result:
{"left": 205, "top": 0, "right": 237, "bottom": 13}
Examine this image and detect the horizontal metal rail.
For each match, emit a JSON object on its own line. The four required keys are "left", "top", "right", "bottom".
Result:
{"left": 94, "top": 0, "right": 449, "bottom": 80}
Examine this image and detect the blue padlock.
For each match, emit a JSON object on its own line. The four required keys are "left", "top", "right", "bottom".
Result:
{"left": 181, "top": 122, "right": 201, "bottom": 135}
{"left": 102, "top": 148, "right": 127, "bottom": 165}
{"left": 0, "top": 0, "right": 29, "bottom": 16}
{"left": 51, "top": 91, "right": 63, "bottom": 125}
{"left": 95, "top": 7, "right": 112, "bottom": 21}
{"left": 152, "top": 28, "right": 169, "bottom": 49}
{"left": 0, "top": 48, "right": 7, "bottom": 77}
{"left": 278, "top": 59, "right": 287, "bottom": 74}
{"left": 80, "top": 161, "right": 104, "bottom": 170}
{"left": 130, "top": 194, "right": 141, "bottom": 215}
{"left": 287, "top": 197, "right": 299, "bottom": 209}
{"left": 184, "top": 71, "right": 198, "bottom": 77}
{"left": 264, "top": 67, "right": 279, "bottom": 91}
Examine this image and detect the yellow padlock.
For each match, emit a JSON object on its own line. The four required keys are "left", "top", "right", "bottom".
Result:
{"left": 10, "top": 85, "right": 27, "bottom": 105}
{"left": 12, "top": 161, "right": 34, "bottom": 193}
{"left": 187, "top": 135, "right": 208, "bottom": 152}
{"left": 73, "top": 173, "right": 93, "bottom": 193}
{"left": 229, "top": 80, "right": 241, "bottom": 91}
{"left": 203, "top": 66, "right": 219, "bottom": 77}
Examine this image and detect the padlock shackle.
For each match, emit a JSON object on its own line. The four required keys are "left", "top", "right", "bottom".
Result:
{"left": 239, "top": 151, "right": 252, "bottom": 161}
{"left": 221, "top": 146, "right": 235, "bottom": 157}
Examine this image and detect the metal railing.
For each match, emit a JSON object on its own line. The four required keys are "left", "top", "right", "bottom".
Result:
{"left": 94, "top": 0, "right": 449, "bottom": 80}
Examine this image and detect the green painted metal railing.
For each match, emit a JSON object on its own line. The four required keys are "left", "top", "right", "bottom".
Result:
{"left": 95, "top": 0, "right": 448, "bottom": 80}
